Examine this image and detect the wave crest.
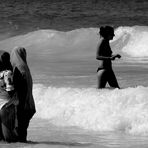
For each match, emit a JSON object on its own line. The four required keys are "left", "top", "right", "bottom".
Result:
{"left": 1, "top": 26, "right": 148, "bottom": 63}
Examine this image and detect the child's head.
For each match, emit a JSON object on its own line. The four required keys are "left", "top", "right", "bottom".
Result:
{"left": 0, "top": 70, "right": 14, "bottom": 91}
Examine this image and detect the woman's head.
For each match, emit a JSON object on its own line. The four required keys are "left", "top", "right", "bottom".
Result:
{"left": 10, "top": 47, "right": 27, "bottom": 70}
{"left": 0, "top": 50, "right": 12, "bottom": 71}
{"left": 99, "top": 26, "right": 115, "bottom": 40}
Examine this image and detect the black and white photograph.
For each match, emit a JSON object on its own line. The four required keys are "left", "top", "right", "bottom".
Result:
{"left": 0, "top": 0, "right": 148, "bottom": 147}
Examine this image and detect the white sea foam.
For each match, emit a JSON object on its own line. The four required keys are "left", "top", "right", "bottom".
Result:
{"left": 33, "top": 84, "right": 148, "bottom": 135}
{"left": 113, "top": 26, "right": 148, "bottom": 59}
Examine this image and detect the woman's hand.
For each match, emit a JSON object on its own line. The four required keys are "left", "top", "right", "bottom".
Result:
{"left": 116, "top": 54, "right": 121, "bottom": 59}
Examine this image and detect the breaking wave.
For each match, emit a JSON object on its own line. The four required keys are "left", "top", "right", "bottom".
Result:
{"left": 34, "top": 84, "right": 148, "bottom": 135}
{"left": 1, "top": 26, "right": 148, "bottom": 63}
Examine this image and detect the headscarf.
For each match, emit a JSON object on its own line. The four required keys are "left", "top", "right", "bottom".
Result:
{"left": 10, "top": 47, "right": 36, "bottom": 119}
{"left": 0, "top": 50, "right": 12, "bottom": 71}
{"left": 10, "top": 47, "right": 28, "bottom": 73}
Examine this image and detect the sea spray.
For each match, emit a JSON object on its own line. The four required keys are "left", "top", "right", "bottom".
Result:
{"left": 33, "top": 84, "right": 148, "bottom": 135}
{"left": 113, "top": 26, "right": 148, "bottom": 58}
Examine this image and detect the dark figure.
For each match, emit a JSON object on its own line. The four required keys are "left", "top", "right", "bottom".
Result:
{"left": 0, "top": 51, "right": 12, "bottom": 71}
{"left": 10, "top": 47, "right": 36, "bottom": 142}
{"left": 0, "top": 50, "right": 18, "bottom": 142}
{"left": 96, "top": 26, "right": 121, "bottom": 89}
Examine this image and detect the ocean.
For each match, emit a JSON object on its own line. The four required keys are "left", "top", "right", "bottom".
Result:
{"left": 0, "top": 0, "right": 148, "bottom": 148}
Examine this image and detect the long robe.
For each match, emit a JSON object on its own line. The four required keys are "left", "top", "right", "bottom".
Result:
{"left": 10, "top": 47, "right": 36, "bottom": 141}
{"left": 0, "top": 50, "right": 18, "bottom": 142}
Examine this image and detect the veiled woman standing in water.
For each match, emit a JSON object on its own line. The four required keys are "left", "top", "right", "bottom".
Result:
{"left": 10, "top": 47, "right": 36, "bottom": 142}
{"left": 0, "top": 50, "right": 18, "bottom": 142}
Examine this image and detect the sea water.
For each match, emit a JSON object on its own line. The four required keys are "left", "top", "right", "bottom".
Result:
{"left": 0, "top": 26, "right": 148, "bottom": 147}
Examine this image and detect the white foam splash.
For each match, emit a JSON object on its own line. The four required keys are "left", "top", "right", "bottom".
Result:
{"left": 114, "top": 26, "right": 148, "bottom": 58}
{"left": 33, "top": 84, "right": 148, "bottom": 135}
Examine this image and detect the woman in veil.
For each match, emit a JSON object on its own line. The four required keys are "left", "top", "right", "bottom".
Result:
{"left": 10, "top": 47, "right": 36, "bottom": 142}
{"left": 0, "top": 50, "right": 18, "bottom": 142}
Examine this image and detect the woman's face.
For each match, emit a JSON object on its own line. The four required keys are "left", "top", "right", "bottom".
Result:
{"left": 108, "top": 33, "right": 115, "bottom": 40}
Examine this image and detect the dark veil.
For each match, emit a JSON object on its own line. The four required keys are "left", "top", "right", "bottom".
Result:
{"left": 0, "top": 50, "right": 12, "bottom": 71}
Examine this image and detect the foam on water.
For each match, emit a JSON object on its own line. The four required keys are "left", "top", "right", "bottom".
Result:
{"left": 113, "top": 26, "right": 148, "bottom": 61}
{"left": 33, "top": 84, "right": 148, "bottom": 135}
